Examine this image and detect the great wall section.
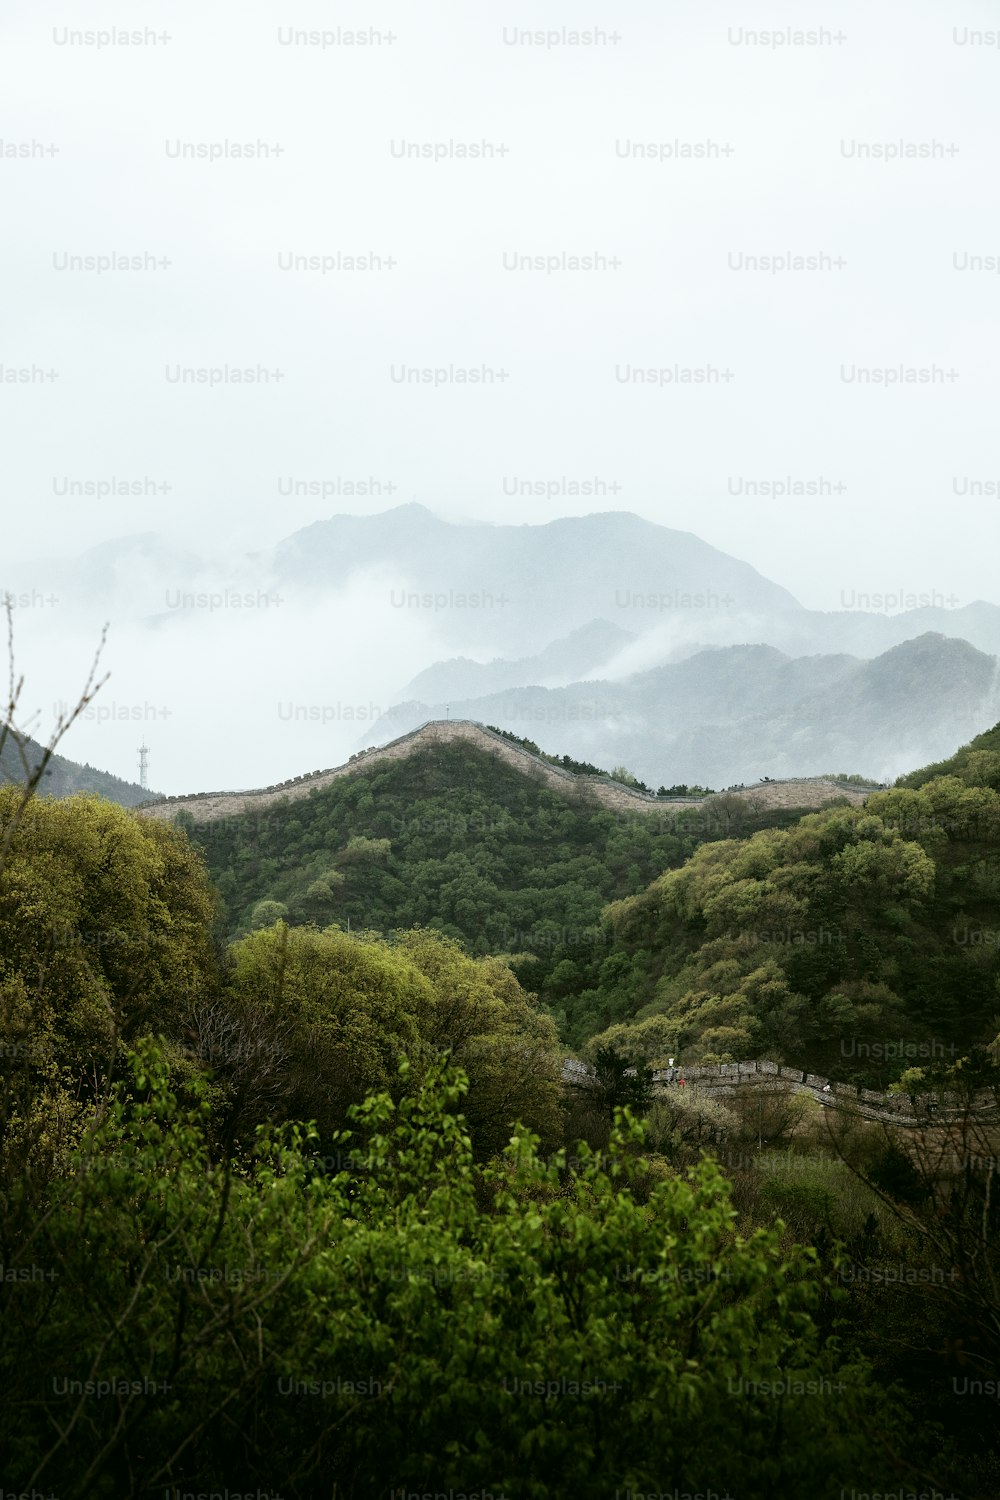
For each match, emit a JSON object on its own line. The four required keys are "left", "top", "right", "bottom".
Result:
{"left": 135, "top": 718, "right": 878, "bottom": 826}
{"left": 562, "top": 1057, "right": 1000, "bottom": 1129}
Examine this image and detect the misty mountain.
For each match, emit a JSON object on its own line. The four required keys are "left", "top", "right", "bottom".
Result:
{"left": 397, "top": 619, "right": 638, "bottom": 704}
{"left": 4, "top": 505, "right": 802, "bottom": 662}
{"left": 9, "top": 506, "right": 1000, "bottom": 667}
{"left": 270, "top": 504, "right": 805, "bottom": 656}
{"left": 270, "top": 504, "right": 1000, "bottom": 665}
{"left": 4, "top": 533, "right": 207, "bottom": 616}
{"left": 361, "top": 634, "right": 1000, "bottom": 789}
{"left": 679, "top": 598, "right": 1000, "bottom": 665}
{"left": 6, "top": 505, "right": 1000, "bottom": 795}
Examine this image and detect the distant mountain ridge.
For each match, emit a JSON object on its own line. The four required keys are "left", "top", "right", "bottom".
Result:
{"left": 362, "top": 633, "right": 1000, "bottom": 788}
{"left": 270, "top": 505, "right": 805, "bottom": 655}
{"left": 10, "top": 507, "right": 1000, "bottom": 666}
{"left": 398, "top": 619, "right": 638, "bottom": 703}
{"left": 6, "top": 504, "right": 1000, "bottom": 794}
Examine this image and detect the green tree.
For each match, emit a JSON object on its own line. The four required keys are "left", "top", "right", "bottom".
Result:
{"left": 222, "top": 921, "right": 433, "bottom": 1137}
{"left": 248, "top": 897, "right": 289, "bottom": 929}
{"left": 383, "top": 927, "right": 563, "bottom": 1158}
{"left": 576, "top": 1043, "right": 654, "bottom": 1120}
{"left": 0, "top": 787, "right": 219, "bottom": 1079}
{"left": 0, "top": 1039, "right": 926, "bottom": 1499}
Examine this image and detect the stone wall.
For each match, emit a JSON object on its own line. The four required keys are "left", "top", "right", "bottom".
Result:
{"left": 136, "top": 719, "right": 874, "bottom": 827}
{"left": 564, "top": 1055, "right": 999, "bottom": 1127}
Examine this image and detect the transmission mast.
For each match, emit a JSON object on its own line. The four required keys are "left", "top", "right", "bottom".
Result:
{"left": 137, "top": 744, "right": 149, "bottom": 791}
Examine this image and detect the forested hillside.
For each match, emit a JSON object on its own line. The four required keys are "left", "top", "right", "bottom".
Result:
{"left": 579, "top": 742, "right": 1000, "bottom": 1082}
{"left": 0, "top": 731, "right": 157, "bottom": 806}
{"left": 175, "top": 723, "right": 1000, "bottom": 1092}
{"left": 182, "top": 739, "right": 814, "bottom": 1009}
{"left": 895, "top": 718, "right": 1000, "bottom": 790}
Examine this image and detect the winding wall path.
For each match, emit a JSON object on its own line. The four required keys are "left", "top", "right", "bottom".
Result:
{"left": 136, "top": 720, "right": 877, "bottom": 826}
{"left": 561, "top": 1056, "right": 1000, "bottom": 1128}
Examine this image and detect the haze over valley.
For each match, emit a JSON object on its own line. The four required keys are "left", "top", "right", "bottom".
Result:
{"left": 7, "top": 504, "right": 1000, "bottom": 795}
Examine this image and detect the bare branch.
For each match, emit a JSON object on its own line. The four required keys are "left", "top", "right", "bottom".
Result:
{"left": 0, "top": 594, "right": 109, "bottom": 882}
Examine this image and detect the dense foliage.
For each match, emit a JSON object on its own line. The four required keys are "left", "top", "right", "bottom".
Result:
{"left": 218, "top": 922, "right": 563, "bottom": 1160}
{"left": 0, "top": 787, "right": 563, "bottom": 1165}
{"left": 484, "top": 726, "right": 724, "bottom": 797}
{"left": 1, "top": 1040, "right": 921, "bottom": 1499}
{"left": 184, "top": 743, "right": 811, "bottom": 1035}
{"left": 581, "top": 773, "right": 1000, "bottom": 1084}
{"left": 484, "top": 723, "right": 650, "bottom": 783}
{"left": 183, "top": 742, "right": 696, "bottom": 954}
{"left": 0, "top": 787, "right": 219, "bottom": 1080}
{"left": 895, "top": 718, "right": 1000, "bottom": 791}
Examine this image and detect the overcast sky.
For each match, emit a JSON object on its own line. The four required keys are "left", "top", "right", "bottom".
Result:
{"left": 4, "top": 0, "right": 1000, "bottom": 786}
